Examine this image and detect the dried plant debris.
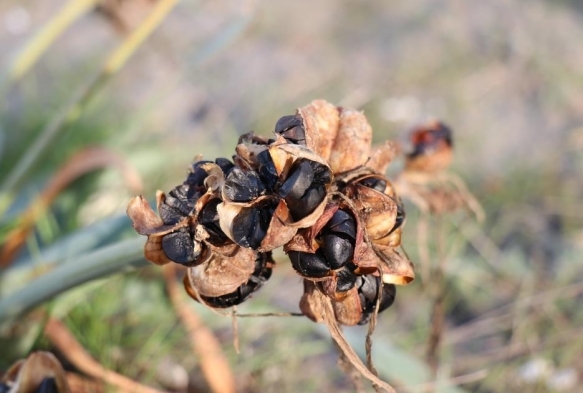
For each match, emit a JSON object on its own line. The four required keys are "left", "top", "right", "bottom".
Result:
{"left": 395, "top": 120, "right": 485, "bottom": 221}
{"left": 1, "top": 351, "right": 71, "bottom": 393}
{"left": 128, "top": 99, "right": 425, "bottom": 391}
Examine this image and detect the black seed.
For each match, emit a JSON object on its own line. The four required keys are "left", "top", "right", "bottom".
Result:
{"left": 274, "top": 114, "right": 306, "bottom": 145}
{"left": 379, "top": 284, "right": 396, "bottom": 313}
{"left": 279, "top": 160, "right": 314, "bottom": 199}
{"left": 186, "top": 163, "right": 211, "bottom": 188}
{"left": 224, "top": 167, "right": 266, "bottom": 202}
{"left": 159, "top": 203, "right": 185, "bottom": 225}
{"left": 335, "top": 267, "right": 357, "bottom": 293}
{"left": 230, "top": 203, "right": 274, "bottom": 249}
{"left": 198, "top": 199, "right": 229, "bottom": 245}
{"left": 359, "top": 177, "right": 387, "bottom": 192}
{"left": 323, "top": 210, "right": 356, "bottom": 239}
{"left": 162, "top": 229, "right": 199, "bottom": 265}
{"left": 389, "top": 200, "right": 405, "bottom": 234}
{"left": 357, "top": 276, "right": 397, "bottom": 325}
{"left": 312, "top": 162, "right": 332, "bottom": 185}
{"left": 215, "top": 157, "right": 235, "bottom": 176}
{"left": 288, "top": 249, "right": 330, "bottom": 278}
{"left": 321, "top": 233, "right": 353, "bottom": 270}
{"left": 36, "top": 377, "right": 58, "bottom": 393}
{"left": 287, "top": 186, "right": 326, "bottom": 221}
{"left": 257, "top": 150, "right": 278, "bottom": 191}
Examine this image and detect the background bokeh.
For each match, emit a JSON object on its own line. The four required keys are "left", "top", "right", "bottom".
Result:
{"left": 1, "top": 0, "right": 582, "bottom": 392}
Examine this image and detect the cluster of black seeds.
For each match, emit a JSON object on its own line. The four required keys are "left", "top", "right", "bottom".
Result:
{"left": 128, "top": 99, "right": 414, "bottom": 324}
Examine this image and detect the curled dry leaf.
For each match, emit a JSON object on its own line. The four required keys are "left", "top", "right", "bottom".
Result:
{"left": 375, "top": 246, "right": 415, "bottom": 286}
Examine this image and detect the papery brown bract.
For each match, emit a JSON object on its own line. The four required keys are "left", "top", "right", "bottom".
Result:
{"left": 1, "top": 352, "right": 71, "bottom": 393}
{"left": 328, "top": 109, "right": 372, "bottom": 174}
{"left": 297, "top": 99, "right": 340, "bottom": 161}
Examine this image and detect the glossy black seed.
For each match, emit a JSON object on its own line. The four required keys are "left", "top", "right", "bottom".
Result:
{"left": 323, "top": 210, "right": 356, "bottom": 239}
{"left": 356, "top": 275, "right": 397, "bottom": 325}
{"left": 279, "top": 160, "right": 314, "bottom": 199}
{"left": 378, "top": 284, "right": 397, "bottom": 313}
{"left": 198, "top": 199, "right": 230, "bottom": 245}
{"left": 215, "top": 157, "right": 235, "bottom": 176}
{"left": 257, "top": 150, "right": 278, "bottom": 191}
{"left": 389, "top": 200, "right": 405, "bottom": 234}
{"left": 335, "top": 267, "right": 357, "bottom": 293}
{"left": 285, "top": 186, "right": 325, "bottom": 221}
{"left": 288, "top": 249, "right": 330, "bottom": 278}
{"left": 359, "top": 177, "right": 387, "bottom": 193}
{"left": 224, "top": 167, "right": 266, "bottom": 202}
{"left": 162, "top": 229, "right": 199, "bottom": 265}
{"left": 321, "top": 234, "right": 353, "bottom": 270}
{"left": 186, "top": 163, "right": 211, "bottom": 188}
{"left": 0, "top": 383, "right": 9, "bottom": 393}
{"left": 274, "top": 114, "right": 306, "bottom": 145}
{"left": 230, "top": 203, "right": 275, "bottom": 249}
{"left": 200, "top": 252, "right": 273, "bottom": 308}
{"left": 312, "top": 162, "right": 332, "bottom": 185}
{"left": 158, "top": 184, "right": 197, "bottom": 225}
{"left": 36, "top": 377, "right": 58, "bottom": 393}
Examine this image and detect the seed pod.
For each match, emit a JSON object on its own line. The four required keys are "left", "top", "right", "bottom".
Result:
{"left": 186, "top": 246, "right": 258, "bottom": 298}
{"left": 347, "top": 179, "right": 398, "bottom": 243}
{"left": 374, "top": 245, "right": 415, "bottom": 286}
{"left": 405, "top": 120, "right": 453, "bottom": 174}
{"left": 184, "top": 252, "right": 274, "bottom": 308}
{"left": 328, "top": 108, "right": 372, "bottom": 174}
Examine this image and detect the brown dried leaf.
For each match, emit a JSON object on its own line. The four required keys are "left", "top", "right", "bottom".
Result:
{"left": 329, "top": 109, "right": 372, "bottom": 174}
{"left": 186, "top": 247, "right": 256, "bottom": 297}
{"left": 299, "top": 280, "right": 326, "bottom": 323}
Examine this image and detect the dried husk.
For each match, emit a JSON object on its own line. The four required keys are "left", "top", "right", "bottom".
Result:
{"left": 348, "top": 183, "right": 398, "bottom": 242}
{"left": 297, "top": 99, "right": 340, "bottom": 161}
{"left": 331, "top": 287, "right": 363, "bottom": 326}
{"left": 329, "top": 109, "right": 372, "bottom": 174}
{"left": 186, "top": 247, "right": 257, "bottom": 297}
{"left": 366, "top": 140, "right": 398, "bottom": 175}
{"left": 3, "top": 352, "right": 71, "bottom": 393}
{"left": 299, "top": 280, "right": 326, "bottom": 323}
{"left": 374, "top": 245, "right": 415, "bottom": 285}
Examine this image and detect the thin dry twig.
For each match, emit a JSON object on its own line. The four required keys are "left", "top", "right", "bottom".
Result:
{"left": 44, "top": 318, "right": 164, "bottom": 393}
{"left": 162, "top": 264, "right": 236, "bottom": 393}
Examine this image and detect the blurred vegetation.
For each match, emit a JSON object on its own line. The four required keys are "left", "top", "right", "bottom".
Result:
{"left": 1, "top": 0, "right": 583, "bottom": 392}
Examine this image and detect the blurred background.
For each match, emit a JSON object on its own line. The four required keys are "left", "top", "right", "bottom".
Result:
{"left": 1, "top": 0, "right": 582, "bottom": 392}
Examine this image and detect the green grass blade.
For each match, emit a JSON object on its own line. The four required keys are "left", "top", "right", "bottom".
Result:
{"left": 0, "top": 237, "right": 147, "bottom": 324}
{"left": 6, "top": 0, "right": 97, "bottom": 84}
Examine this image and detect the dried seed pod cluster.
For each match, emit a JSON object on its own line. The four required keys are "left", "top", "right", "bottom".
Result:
{"left": 128, "top": 99, "right": 415, "bottom": 324}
